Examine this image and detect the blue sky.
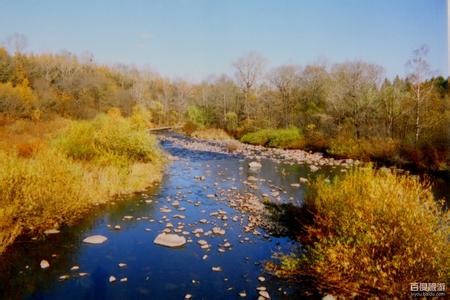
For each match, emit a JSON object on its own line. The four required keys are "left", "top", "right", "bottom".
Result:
{"left": 0, "top": 0, "right": 447, "bottom": 80}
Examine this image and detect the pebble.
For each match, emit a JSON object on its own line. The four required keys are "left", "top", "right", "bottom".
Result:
{"left": 40, "top": 260, "right": 50, "bottom": 269}
{"left": 259, "top": 290, "right": 270, "bottom": 299}
{"left": 212, "top": 227, "right": 225, "bottom": 235}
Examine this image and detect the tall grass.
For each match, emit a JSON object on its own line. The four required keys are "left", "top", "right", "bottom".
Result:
{"left": 53, "top": 113, "right": 161, "bottom": 164}
{"left": 0, "top": 112, "right": 163, "bottom": 254}
{"left": 191, "top": 128, "right": 232, "bottom": 141}
{"left": 267, "top": 166, "right": 448, "bottom": 297}
{"left": 240, "top": 127, "right": 304, "bottom": 149}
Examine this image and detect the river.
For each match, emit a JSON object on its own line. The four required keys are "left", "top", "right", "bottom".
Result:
{"left": 0, "top": 133, "right": 445, "bottom": 299}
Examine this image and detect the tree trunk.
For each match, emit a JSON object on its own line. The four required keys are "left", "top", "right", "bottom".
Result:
{"left": 414, "top": 85, "right": 421, "bottom": 145}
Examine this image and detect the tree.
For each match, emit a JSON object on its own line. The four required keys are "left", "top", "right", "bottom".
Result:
{"left": 269, "top": 65, "right": 299, "bottom": 127}
{"left": 4, "top": 33, "right": 28, "bottom": 54}
{"left": 406, "top": 45, "right": 434, "bottom": 145}
{"left": 328, "top": 62, "right": 383, "bottom": 139}
{"left": 232, "top": 52, "right": 267, "bottom": 120}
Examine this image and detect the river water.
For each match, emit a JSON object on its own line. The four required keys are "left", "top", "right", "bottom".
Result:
{"left": 0, "top": 133, "right": 445, "bottom": 299}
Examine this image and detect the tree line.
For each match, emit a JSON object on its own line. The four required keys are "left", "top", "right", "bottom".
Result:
{"left": 0, "top": 46, "right": 448, "bottom": 170}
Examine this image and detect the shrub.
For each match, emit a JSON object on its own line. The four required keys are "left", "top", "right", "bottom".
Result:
{"left": 304, "top": 124, "right": 329, "bottom": 152}
{"left": 182, "top": 121, "right": 198, "bottom": 136}
{"left": 240, "top": 128, "right": 271, "bottom": 145}
{"left": 241, "top": 127, "right": 304, "bottom": 149}
{"left": 329, "top": 135, "right": 400, "bottom": 161}
{"left": 225, "top": 112, "right": 238, "bottom": 132}
{"left": 53, "top": 113, "right": 161, "bottom": 165}
{"left": 226, "top": 140, "right": 241, "bottom": 152}
{"left": 186, "top": 105, "right": 207, "bottom": 128}
{"left": 268, "top": 166, "right": 448, "bottom": 297}
{"left": 0, "top": 80, "right": 37, "bottom": 118}
{"left": 0, "top": 148, "right": 92, "bottom": 253}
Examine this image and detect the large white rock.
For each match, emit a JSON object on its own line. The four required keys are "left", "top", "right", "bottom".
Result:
{"left": 153, "top": 233, "right": 186, "bottom": 248}
{"left": 83, "top": 235, "right": 108, "bottom": 244}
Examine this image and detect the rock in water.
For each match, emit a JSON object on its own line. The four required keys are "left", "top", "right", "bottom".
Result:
{"left": 153, "top": 233, "right": 186, "bottom": 248}
{"left": 83, "top": 235, "right": 108, "bottom": 244}
{"left": 249, "top": 161, "right": 262, "bottom": 169}
{"left": 40, "top": 260, "right": 50, "bottom": 269}
{"left": 259, "top": 290, "right": 270, "bottom": 299}
{"left": 212, "top": 227, "right": 225, "bottom": 235}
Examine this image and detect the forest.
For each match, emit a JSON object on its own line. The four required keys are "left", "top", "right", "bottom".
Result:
{"left": 0, "top": 46, "right": 448, "bottom": 171}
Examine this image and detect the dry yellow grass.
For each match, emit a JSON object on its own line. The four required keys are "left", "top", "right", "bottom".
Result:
{"left": 191, "top": 128, "right": 233, "bottom": 141}
{"left": 0, "top": 113, "right": 164, "bottom": 254}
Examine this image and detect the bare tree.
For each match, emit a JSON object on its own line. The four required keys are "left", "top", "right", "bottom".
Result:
{"left": 5, "top": 33, "right": 28, "bottom": 54}
{"left": 269, "top": 64, "right": 299, "bottom": 126}
{"left": 232, "top": 52, "right": 267, "bottom": 119}
{"left": 406, "top": 45, "right": 434, "bottom": 145}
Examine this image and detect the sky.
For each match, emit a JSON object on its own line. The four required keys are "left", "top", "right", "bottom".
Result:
{"left": 0, "top": 0, "right": 447, "bottom": 81}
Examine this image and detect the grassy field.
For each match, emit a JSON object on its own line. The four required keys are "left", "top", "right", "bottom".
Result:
{"left": 0, "top": 111, "right": 164, "bottom": 254}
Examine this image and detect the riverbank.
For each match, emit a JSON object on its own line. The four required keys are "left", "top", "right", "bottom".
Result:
{"left": 162, "top": 133, "right": 358, "bottom": 170}
{"left": 239, "top": 127, "right": 449, "bottom": 173}
{"left": 183, "top": 128, "right": 449, "bottom": 201}
{"left": 0, "top": 112, "right": 164, "bottom": 254}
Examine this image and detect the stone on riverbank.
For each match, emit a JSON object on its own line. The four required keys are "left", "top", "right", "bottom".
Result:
{"left": 153, "top": 233, "right": 186, "bottom": 247}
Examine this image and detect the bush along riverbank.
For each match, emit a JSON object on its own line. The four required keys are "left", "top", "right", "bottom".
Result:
{"left": 239, "top": 127, "right": 448, "bottom": 173}
{"left": 266, "top": 166, "right": 449, "bottom": 298}
{"left": 0, "top": 109, "right": 164, "bottom": 254}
